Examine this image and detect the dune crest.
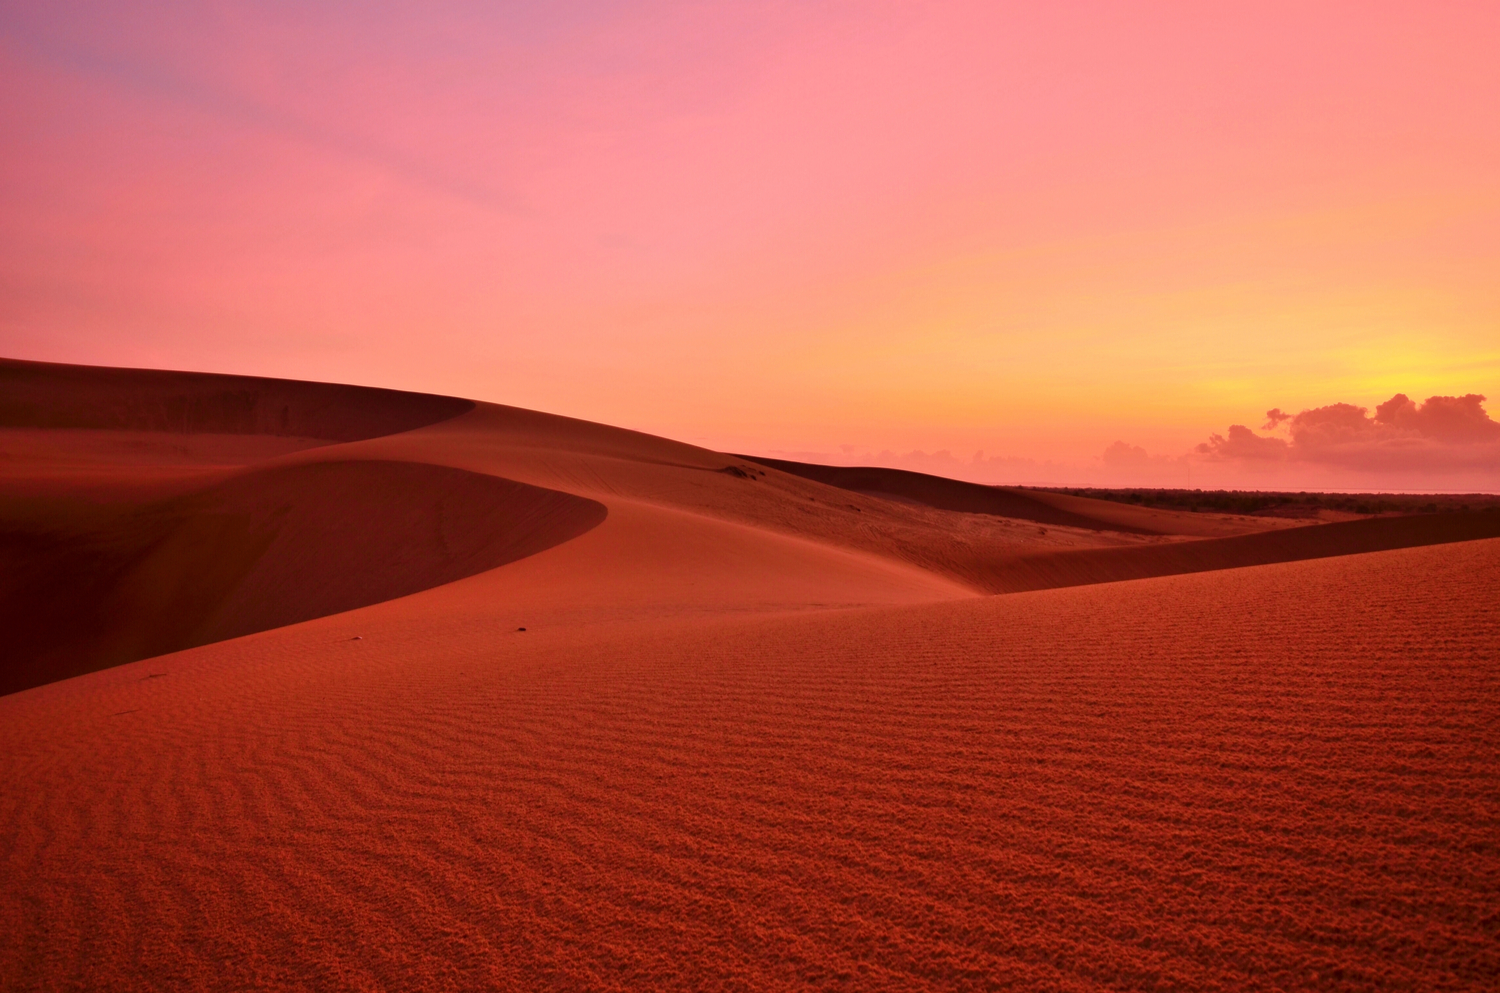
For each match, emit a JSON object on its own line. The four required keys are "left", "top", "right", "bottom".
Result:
{"left": 0, "top": 357, "right": 473, "bottom": 440}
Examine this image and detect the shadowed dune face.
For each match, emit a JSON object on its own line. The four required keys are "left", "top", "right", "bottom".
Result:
{"left": 0, "top": 460, "right": 605, "bottom": 696}
{"left": 0, "top": 358, "right": 473, "bottom": 440}
{"left": 0, "top": 360, "right": 586, "bottom": 695}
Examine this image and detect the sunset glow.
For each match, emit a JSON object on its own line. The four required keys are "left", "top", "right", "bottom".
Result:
{"left": 3, "top": 1, "right": 1497, "bottom": 488}
{"left": 6, "top": 7, "right": 1500, "bottom": 987}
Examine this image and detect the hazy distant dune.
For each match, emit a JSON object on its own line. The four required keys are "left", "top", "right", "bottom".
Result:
{"left": 742, "top": 455, "right": 1326, "bottom": 538}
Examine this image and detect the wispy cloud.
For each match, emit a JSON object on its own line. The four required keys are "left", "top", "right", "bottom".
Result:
{"left": 0, "top": 19, "right": 518, "bottom": 211}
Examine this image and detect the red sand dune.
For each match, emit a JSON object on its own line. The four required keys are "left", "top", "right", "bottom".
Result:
{"left": 0, "top": 357, "right": 472, "bottom": 440}
{"left": 741, "top": 455, "right": 1295, "bottom": 537}
{"left": 2, "top": 362, "right": 1497, "bottom": 991}
{"left": 1, "top": 459, "right": 604, "bottom": 695}
{"left": 954, "top": 510, "right": 1500, "bottom": 594}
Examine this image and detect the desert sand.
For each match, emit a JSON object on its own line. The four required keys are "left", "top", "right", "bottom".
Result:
{"left": 2, "top": 358, "right": 1497, "bottom": 991}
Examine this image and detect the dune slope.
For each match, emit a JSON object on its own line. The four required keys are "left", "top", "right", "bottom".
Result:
{"left": 0, "top": 459, "right": 606, "bottom": 695}
{"left": 1, "top": 539, "right": 1495, "bottom": 991}
{"left": 958, "top": 509, "right": 1500, "bottom": 593}
{"left": 740, "top": 455, "right": 1286, "bottom": 537}
{"left": 0, "top": 357, "right": 473, "bottom": 440}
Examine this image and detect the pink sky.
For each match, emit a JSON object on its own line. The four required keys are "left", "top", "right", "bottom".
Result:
{"left": 3, "top": 2, "right": 1498, "bottom": 489}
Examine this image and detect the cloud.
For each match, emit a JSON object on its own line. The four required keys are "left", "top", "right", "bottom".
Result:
{"left": 1197, "top": 393, "right": 1500, "bottom": 475}
{"left": 1196, "top": 424, "right": 1290, "bottom": 460}
{"left": 1374, "top": 393, "right": 1500, "bottom": 443}
{"left": 1101, "top": 441, "right": 1150, "bottom": 466}
{"left": 1094, "top": 440, "right": 1197, "bottom": 487}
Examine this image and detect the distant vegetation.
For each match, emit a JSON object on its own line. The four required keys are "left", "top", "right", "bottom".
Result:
{"left": 1030, "top": 487, "right": 1500, "bottom": 517}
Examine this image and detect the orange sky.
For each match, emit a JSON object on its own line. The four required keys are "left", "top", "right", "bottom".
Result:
{"left": 3, "top": 2, "right": 1498, "bottom": 489}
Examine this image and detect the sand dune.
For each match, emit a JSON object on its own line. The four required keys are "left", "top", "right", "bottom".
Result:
{"left": 741, "top": 455, "right": 1292, "bottom": 537}
{"left": 1, "top": 357, "right": 472, "bottom": 440}
{"left": 1, "top": 459, "right": 605, "bottom": 695}
{"left": 2, "top": 538, "right": 1495, "bottom": 991}
{"left": 2, "top": 362, "right": 1497, "bottom": 991}
{"left": 953, "top": 509, "right": 1500, "bottom": 594}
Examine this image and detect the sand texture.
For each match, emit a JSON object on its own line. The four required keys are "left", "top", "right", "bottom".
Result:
{"left": 2, "top": 362, "right": 1497, "bottom": 991}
